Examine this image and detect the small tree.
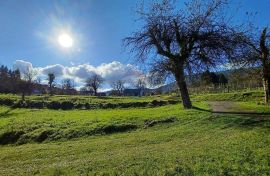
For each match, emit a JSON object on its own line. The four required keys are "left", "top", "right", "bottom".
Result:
{"left": 47, "top": 73, "right": 56, "bottom": 95}
{"left": 124, "top": 0, "right": 248, "bottom": 108}
{"left": 19, "top": 67, "right": 37, "bottom": 100}
{"left": 62, "top": 79, "right": 75, "bottom": 95}
{"left": 85, "top": 74, "right": 104, "bottom": 96}
{"left": 111, "top": 80, "right": 125, "bottom": 96}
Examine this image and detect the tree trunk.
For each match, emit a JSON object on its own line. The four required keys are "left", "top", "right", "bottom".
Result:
{"left": 49, "top": 85, "right": 52, "bottom": 96}
{"left": 174, "top": 67, "right": 192, "bottom": 109}
{"left": 263, "top": 76, "right": 270, "bottom": 104}
{"left": 21, "top": 92, "right": 25, "bottom": 101}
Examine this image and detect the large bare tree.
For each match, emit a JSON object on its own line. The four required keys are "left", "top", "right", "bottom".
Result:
{"left": 124, "top": 0, "right": 247, "bottom": 108}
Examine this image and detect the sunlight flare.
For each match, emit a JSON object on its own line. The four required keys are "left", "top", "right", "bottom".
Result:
{"left": 58, "top": 33, "right": 73, "bottom": 48}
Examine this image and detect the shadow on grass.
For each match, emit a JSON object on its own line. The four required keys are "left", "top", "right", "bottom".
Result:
{"left": 192, "top": 106, "right": 270, "bottom": 129}
{"left": 207, "top": 115, "right": 270, "bottom": 129}
{"left": 192, "top": 106, "right": 270, "bottom": 116}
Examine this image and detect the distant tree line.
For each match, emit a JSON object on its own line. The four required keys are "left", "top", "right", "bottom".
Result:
{"left": 0, "top": 65, "right": 21, "bottom": 94}
{"left": 0, "top": 63, "right": 264, "bottom": 98}
{"left": 187, "top": 68, "right": 262, "bottom": 94}
{"left": 200, "top": 71, "right": 228, "bottom": 86}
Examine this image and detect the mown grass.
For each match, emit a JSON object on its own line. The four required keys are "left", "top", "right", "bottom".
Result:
{"left": 191, "top": 91, "right": 265, "bottom": 102}
{"left": 0, "top": 105, "right": 269, "bottom": 175}
{"left": 0, "top": 92, "right": 269, "bottom": 175}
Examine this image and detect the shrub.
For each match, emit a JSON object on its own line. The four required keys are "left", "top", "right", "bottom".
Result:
{"left": 60, "top": 101, "right": 74, "bottom": 110}
{"left": 26, "top": 101, "right": 46, "bottom": 109}
{"left": 75, "top": 103, "right": 84, "bottom": 109}
{"left": 13, "top": 100, "right": 27, "bottom": 108}
{"left": 84, "top": 102, "right": 91, "bottom": 109}
{"left": 47, "top": 101, "right": 62, "bottom": 109}
{"left": 151, "top": 100, "right": 167, "bottom": 107}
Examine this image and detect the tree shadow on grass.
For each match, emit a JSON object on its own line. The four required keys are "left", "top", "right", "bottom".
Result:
{"left": 192, "top": 106, "right": 270, "bottom": 129}
{"left": 192, "top": 106, "right": 270, "bottom": 116}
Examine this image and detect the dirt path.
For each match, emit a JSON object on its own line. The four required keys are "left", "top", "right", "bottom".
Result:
{"left": 208, "top": 101, "right": 254, "bottom": 113}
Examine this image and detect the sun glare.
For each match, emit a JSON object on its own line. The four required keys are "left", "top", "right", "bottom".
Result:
{"left": 58, "top": 33, "right": 73, "bottom": 48}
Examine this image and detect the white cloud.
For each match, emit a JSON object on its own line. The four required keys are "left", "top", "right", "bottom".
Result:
{"left": 97, "top": 61, "right": 142, "bottom": 84}
{"left": 13, "top": 60, "right": 144, "bottom": 89}
{"left": 39, "top": 64, "right": 65, "bottom": 77}
{"left": 13, "top": 60, "right": 34, "bottom": 74}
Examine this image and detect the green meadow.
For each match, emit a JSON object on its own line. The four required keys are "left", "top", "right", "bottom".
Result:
{"left": 0, "top": 91, "right": 270, "bottom": 175}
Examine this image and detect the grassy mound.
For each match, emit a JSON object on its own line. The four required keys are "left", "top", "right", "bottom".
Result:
{"left": 0, "top": 94, "right": 180, "bottom": 110}
{"left": 0, "top": 105, "right": 191, "bottom": 145}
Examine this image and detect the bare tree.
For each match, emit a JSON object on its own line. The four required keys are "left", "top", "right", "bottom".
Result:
{"left": 79, "top": 87, "right": 88, "bottom": 95}
{"left": 111, "top": 80, "right": 125, "bottom": 96}
{"left": 47, "top": 73, "right": 56, "bottom": 95}
{"left": 85, "top": 74, "right": 104, "bottom": 96}
{"left": 19, "top": 67, "right": 37, "bottom": 100}
{"left": 124, "top": 0, "right": 247, "bottom": 108}
{"left": 136, "top": 78, "right": 146, "bottom": 96}
{"left": 242, "top": 27, "right": 270, "bottom": 103}
{"left": 62, "top": 78, "right": 75, "bottom": 95}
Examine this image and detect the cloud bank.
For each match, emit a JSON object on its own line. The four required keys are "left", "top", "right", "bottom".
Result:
{"left": 13, "top": 60, "right": 143, "bottom": 89}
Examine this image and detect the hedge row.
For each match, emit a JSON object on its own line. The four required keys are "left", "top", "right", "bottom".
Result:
{"left": 0, "top": 98, "right": 179, "bottom": 110}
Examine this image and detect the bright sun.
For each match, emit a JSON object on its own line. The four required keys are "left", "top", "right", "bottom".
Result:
{"left": 58, "top": 33, "right": 73, "bottom": 48}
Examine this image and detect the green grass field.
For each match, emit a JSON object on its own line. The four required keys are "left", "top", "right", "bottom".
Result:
{"left": 0, "top": 91, "right": 270, "bottom": 175}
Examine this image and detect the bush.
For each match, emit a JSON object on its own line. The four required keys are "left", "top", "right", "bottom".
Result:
{"left": 84, "top": 102, "right": 91, "bottom": 109}
{"left": 13, "top": 100, "right": 27, "bottom": 108}
{"left": 151, "top": 100, "right": 167, "bottom": 106}
{"left": 75, "top": 103, "right": 84, "bottom": 109}
{"left": 60, "top": 101, "right": 74, "bottom": 110}
{"left": 26, "top": 101, "right": 46, "bottom": 109}
{"left": 47, "top": 101, "right": 61, "bottom": 109}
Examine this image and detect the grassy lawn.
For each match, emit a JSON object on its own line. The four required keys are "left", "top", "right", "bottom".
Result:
{"left": 0, "top": 93, "right": 269, "bottom": 175}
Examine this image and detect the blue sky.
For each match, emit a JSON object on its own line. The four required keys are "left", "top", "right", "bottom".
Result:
{"left": 0, "top": 0, "right": 269, "bottom": 68}
{"left": 0, "top": 0, "right": 143, "bottom": 68}
{"left": 0, "top": 0, "right": 269, "bottom": 88}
